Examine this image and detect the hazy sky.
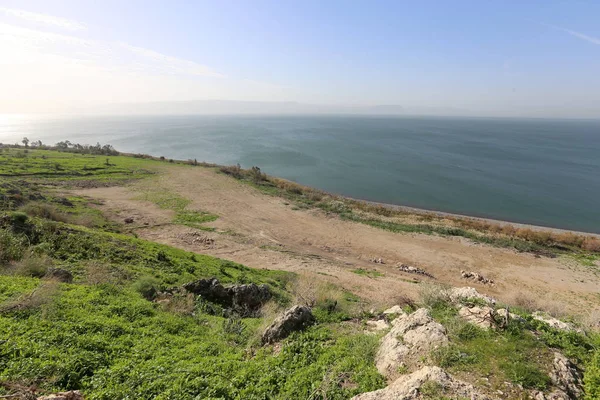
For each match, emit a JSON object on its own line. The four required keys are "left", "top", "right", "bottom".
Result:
{"left": 1, "top": 0, "right": 599, "bottom": 117}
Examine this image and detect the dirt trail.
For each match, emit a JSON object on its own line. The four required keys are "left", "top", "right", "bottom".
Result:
{"left": 76, "top": 165, "right": 600, "bottom": 314}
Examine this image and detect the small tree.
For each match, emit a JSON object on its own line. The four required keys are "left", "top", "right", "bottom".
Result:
{"left": 22, "top": 137, "right": 29, "bottom": 148}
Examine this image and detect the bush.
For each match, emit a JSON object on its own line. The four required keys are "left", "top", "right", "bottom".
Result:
{"left": 132, "top": 276, "right": 161, "bottom": 300}
{"left": 21, "top": 202, "right": 71, "bottom": 223}
{"left": 220, "top": 164, "right": 243, "bottom": 179}
{"left": 13, "top": 254, "right": 53, "bottom": 278}
{"left": 585, "top": 351, "right": 600, "bottom": 399}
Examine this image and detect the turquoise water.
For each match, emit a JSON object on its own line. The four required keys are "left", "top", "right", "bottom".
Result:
{"left": 1, "top": 114, "right": 599, "bottom": 233}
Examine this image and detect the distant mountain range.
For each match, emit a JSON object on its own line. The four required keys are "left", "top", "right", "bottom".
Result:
{"left": 82, "top": 100, "right": 467, "bottom": 116}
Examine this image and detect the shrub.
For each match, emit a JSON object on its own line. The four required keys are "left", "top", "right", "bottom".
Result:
{"left": 583, "top": 238, "right": 600, "bottom": 253}
{"left": 21, "top": 202, "right": 71, "bottom": 223}
{"left": 585, "top": 350, "right": 600, "bottom": 399}
{"left": 220, "top": 164, "right": 243, "bottom": 179}
{"left": 502, "top": 360, "right": 550, "bottom": 390}
{"left": 132, "top": 276, "right": 161, "bottom": 300}
{"left": 13, "top": 254, "right": 53, "bottom": 278}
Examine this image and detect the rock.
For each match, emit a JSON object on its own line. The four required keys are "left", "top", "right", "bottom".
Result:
{"left": 532, "top": 390, "right": 570, "bottom": 400}
{"left": 370, "top": 257, "right": 385, "bottom": 264}
{"left": 459, "top": 306, "right": 496, "bottom": 329}
{"left": 182, "top": 278, "right": 271, "bottom": 316}
{"left": 375, "top": 308, "right": 447, "bottom": 377}
{"left": 366, "top": 319, "right": 390, "bottom": 333}
{"left": 351, "top": 366, "right": 490, "bottom": 400}
{"left": 37, "top": 391, "right": 84, "bottom": 400}
{"left": 262, "top": 305, "right": 315, "bottom": 344}
{"left": 532, "top": 312, "right": 578, "bottom": 332}
{"left": 45, "top": 268, "right": 73, "bottom": 283}
{"left": 124, "top": 217, "right": 134, "bottom": 223}
{"left": 383, "top": 305, "right": 404, "bottom": 315}
{"left": 397, "top": 264, "right": 434, "bottom": 278}
{"left": 448, "top": 287, "right": 496, "bottom": 306}
{"left": 461, "top": 270, "right": 494, "bottom": 285}
{"left": 550, "top": 352, "right": 583, "bottom": 399}
{"left": 459, "top": 306, "right": 524, "bottom": 330}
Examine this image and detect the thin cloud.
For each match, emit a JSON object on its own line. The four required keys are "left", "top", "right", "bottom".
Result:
{"left": 0, "top": 7, "right": 86, "bottom": 31}
{"left": 546, "top": 23, "right": 600, "bottom": 46}
{"left": 119, "top": 43, "right": 224, "bottom": 78}
{"left": 0, "top": 23, "right": 223, "bottom": 78}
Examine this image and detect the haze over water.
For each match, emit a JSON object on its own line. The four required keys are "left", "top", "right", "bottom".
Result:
{"left": 2, "top": 114, "right": 599, "bottom": 233}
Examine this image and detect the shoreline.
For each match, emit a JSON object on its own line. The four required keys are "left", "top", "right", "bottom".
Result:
{"left": 121, "top": 150, "right": 600, "bottom": 238}
{"left": 354, "top": 198, "right": 600, "bottom": 238}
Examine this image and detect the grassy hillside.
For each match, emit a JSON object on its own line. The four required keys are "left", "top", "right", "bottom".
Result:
{"left": 0, "top": 146, "right": 384, "bottom": 399}
{"left": 1, "top": 145, "right": 600, "bottom": 399}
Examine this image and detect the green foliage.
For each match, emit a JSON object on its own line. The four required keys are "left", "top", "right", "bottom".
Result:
{"left": 132, "top": 276, "right": 161, "bottom": 300}
{"left": 351, "top": 268, "right": 384, "bottom": 278}
{"left": 585, "top": 350, "right": 600, "bottom": 399}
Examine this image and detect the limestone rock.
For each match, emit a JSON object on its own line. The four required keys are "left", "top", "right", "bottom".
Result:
{"left": 383, "top": 305, "right": 404, "bottom": 315}
{"left": 459, "top": 306, "right": 496, "bottom": 329}
{"left": 352, "top": 366, "right": 491, "bottom": 400}
{"left": 550, "top": 352, "right": 583, "bottom": 399}
{"left": 448, "top": 287, "right": 496, "bottom": 305}
{"left": 366, "top": 319, "right": 390, "bottom": 333}
{"left": 262, "top": 305, "right": 315, "bottom": 344}
{"left": 182, "top": 278, "right": 271, "bottom": 316}
{"left": 375, "top": 308, "right": 448, "bottom": 377}
{"left": 532, "top": 313, "right": 578, "bottom": 333}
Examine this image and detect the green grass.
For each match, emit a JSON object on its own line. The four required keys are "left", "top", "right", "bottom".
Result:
{"left": 137, "top": 183, "right": 218, "bottom": 230}
{"left": 0, "top": 148, "right": 159, "bottom": 182}
{"left": 351, "top": 268, "right": 384, "bottom": 278}
{"left": 0, "top": 214, "right": 384, "bottom": 399}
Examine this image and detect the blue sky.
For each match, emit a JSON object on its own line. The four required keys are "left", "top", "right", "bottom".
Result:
{"left": 0, "top": 0, "right": 599, "bottom": 116}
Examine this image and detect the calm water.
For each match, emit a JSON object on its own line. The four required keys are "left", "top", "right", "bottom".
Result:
{"left": 1, "top": 114, "right": 599, "bottom": 233}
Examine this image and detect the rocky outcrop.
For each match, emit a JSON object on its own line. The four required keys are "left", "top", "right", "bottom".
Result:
{"left": 532, "top": 312, "right": 578, "bottom": 333}
{"left": 448, "top": 287, "right": 496, "bottom": 305}
{"left": 458, "top": 306, "right": 523, "bottom": 330}
{"left": 550, "top": 352, "right": 583, "bottom": 399}
{"left": 397, "top": 264, "right": 433, "bottom": 278}
{"left": 352, "top": 366, "right": 490, "bottom": 400}
{"left": 37, "top": 391, "right": 83, "bottom": 400}
{"left": 383, "top": 305, "right": 404, "bottom": 315}
{"left": 366, "top": 319, "right": 390, "bottom": 333}
{"left": 182, "top": 278, "right": 271, "bottom": 316}
{"left": 375, "top": 308, "right": 447, "bottom": 377}
{"left": 461, "top": 270, "right": 494, "bottom": 285}
{"left": 45, "top": 268, "right": 73, "bottom": 283}
{"left": 262, "top": 305, "right": 315, "bottom": 344}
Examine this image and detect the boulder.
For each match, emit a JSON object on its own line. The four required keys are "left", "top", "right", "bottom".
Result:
{"left": 366, "top": 319, "right": 390, "bottom": 333}
{"left": 262, "top": 305, "right": 315, "bottom": 344}
{"left": 45, "top": 268, "right": 73, "bottom": 283}
{"left": 383, "top": 305, "right": 404, "bottom": 315}
{"left": 448, "top": 287, "right": 496, "bottom": 306}
{"left": 183, "top": 278, "right": 271, "bottom": 315}
{"left": 38, "top": 391, "right": 83, "bottom": 400}
{"left": 375, "top": 308, "right": 447, "bottom": 377}
{"left": 459, "top": 306, "right": 524, "bottom": 330}
{"left": 532, "top": 312, "right": 578, "bottom": 333}
{"left": 351, "top": 366, "right": 490, "bottom": 400}
{"left": 550, "top": 352, "right": 583, "bottom": 399}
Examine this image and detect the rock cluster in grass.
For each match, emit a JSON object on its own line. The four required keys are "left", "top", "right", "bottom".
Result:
{"left": 182, "top": 277, "right": 271, "bottom": 315}
{"left": 375, "top": 308, "right": 448, "bottom": 378}
{"left": 352, "top": 366, "right": 491, "bottom": 400}
{"left": 397, "top": 264, "right": 434, "bottom": 278}
{"left": 461, "top": 270, "right": 494, "bottom": 285}
{"left": 447, "top": 286, "right": 497, "bottom": 306}
{"left": 262, "top": 305, "right": 315, "bottom": 344}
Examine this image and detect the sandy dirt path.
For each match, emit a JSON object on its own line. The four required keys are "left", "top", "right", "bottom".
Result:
{"left": 75, "top": 165, "right": 600, "bottom": 315}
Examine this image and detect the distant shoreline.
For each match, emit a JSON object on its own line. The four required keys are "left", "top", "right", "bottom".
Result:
{"left": 354, "top": 198, "right": 600, "bottom": 238}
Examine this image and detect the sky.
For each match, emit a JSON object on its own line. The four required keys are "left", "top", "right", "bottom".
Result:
{"left": 0, "top": 0, "right": 599, "bottom": 117}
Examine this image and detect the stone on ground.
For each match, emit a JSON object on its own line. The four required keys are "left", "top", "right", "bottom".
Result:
{"left": 262, "top": 305, "right": 315, "bottom": 344}
{"left": 351, "top": 366, "right": 491, "bottom": 400}
{"left": 375, "top": 308, "right": 447, "bottom": 377}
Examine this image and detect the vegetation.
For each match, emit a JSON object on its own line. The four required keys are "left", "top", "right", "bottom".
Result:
{"left": 217, "top": 163, "right": 600, "bottom": 260}
{"left": 1, "top": 144, "right": 600, "bottom": 398}
{"left": 0, "top": 144, "right": 385, "bottom": 399}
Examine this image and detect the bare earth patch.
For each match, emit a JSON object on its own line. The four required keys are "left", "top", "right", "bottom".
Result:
{"left": 75, "top": 165, "right": 600, "bottom": 314}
